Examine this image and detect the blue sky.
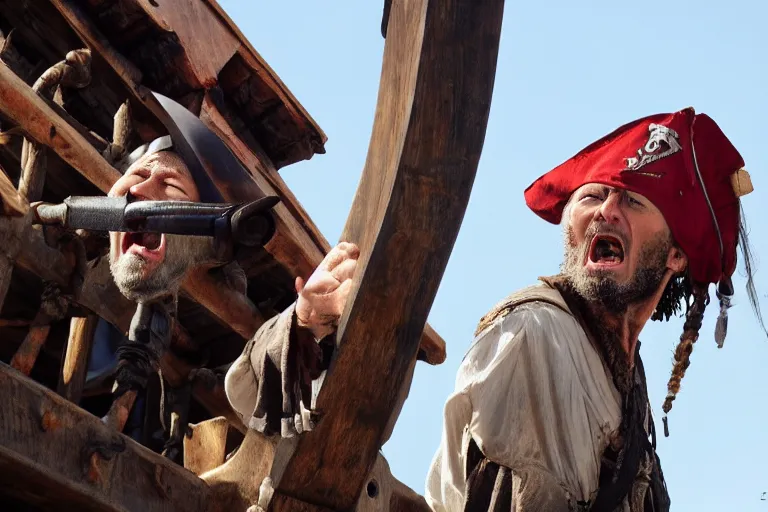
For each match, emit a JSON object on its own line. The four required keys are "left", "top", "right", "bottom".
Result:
{"left": 220, "top": 1, "right": 768, "bottom": 509}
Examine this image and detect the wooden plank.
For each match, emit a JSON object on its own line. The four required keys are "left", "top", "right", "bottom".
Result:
{"left": 0, "top": 362, "right": 210, "bottom": 512}
{"left": 57, "top": 314, "right": 99, "bottom": 403}
{"left": 269, "top": 0, "right": 504, "bottom": 509}
{"left": 49, "top": 0, "right": 144, "bottom": 88}
{"left": 183, "top": 417, "right": 229, "bottom": 476}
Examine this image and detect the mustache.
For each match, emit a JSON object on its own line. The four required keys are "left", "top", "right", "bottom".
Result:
{"left": 584, "top": 223, "right": 629, "bottom": 249}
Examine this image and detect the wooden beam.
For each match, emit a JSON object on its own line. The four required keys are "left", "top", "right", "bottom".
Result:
{"left": 203, "top": 0, "right": 327, "bottom": 147}
{"left": 0, "top": 362, "right": 210, "bottom": 512}
{"left": 0, "top": 178, "right": 28, "bottom": 311}
{"left": 269, "top": 0, "right": 504, "bottom": 510}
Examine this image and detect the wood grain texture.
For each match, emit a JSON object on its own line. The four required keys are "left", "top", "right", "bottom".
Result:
{"left": 49, "top": 0, "right": 144, "bottom": 88}
{"left": 269, "top": 0, "right": 504, "bottom": 509}
{"left": 0, "top": 362, "right": 210, "bottom": 512}
{"left": 203, "top": 0, "right": 327, "bottom": 145}
{"left": 57, "top": 314, "right": 99, "bottom": 403}
{"left": 133, "top": 0, "right": 240, "bottom": 87}
{"left": 184, "top": 417, "right": 229, "bottom": 476}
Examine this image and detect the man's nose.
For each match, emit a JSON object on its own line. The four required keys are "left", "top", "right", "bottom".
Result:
{"left": 129, "top": 176, "right": 161, "bottom": 200}
{"left": 594, "top": 191, "right": 622, "bottom": 223}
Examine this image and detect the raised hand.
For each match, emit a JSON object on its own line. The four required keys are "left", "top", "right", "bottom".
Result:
{"left": 295, "top": 242, "right": 360, "bottom": 340}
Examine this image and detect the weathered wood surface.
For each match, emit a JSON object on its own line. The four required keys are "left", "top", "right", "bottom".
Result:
{"left": 0, "top": 362, "right": 210, "bottom": 512}
{"left": 0, "top": 175, "right": 28, "bottom": 310}
{"left": 184, "top": 417, "right": 230, "bottom": 476}
{"left": 202, "top": 0, "right": 326, "bottom": 148}
{"left": 57, "top": 314, "right": 98, "bottom": 403}
{"left": 268, "top": 0, "right": 504, "bottom": 509}
{"left": 138, "top": 0, "right": 241, "bottom": 87}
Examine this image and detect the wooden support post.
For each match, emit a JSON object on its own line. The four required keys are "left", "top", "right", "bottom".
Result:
{"left": 103, "top": 99, "right": 133, "bottom": 164}
{"left": 57, "top": 314, "right": 98, "bottom": 403}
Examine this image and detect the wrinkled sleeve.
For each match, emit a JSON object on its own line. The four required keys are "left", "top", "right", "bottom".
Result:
{"left": 425, "top": 303, "right": 616, "bottom": 511}
{"left": 224, "top": 303, "right": 328, "bottom": 438}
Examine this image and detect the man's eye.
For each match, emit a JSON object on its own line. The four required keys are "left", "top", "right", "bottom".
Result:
{"left": 583, "top": 193, "right": 602, "bottom": 201}
{"left": 628, "top": 196, "right": 644, "bottom": 207}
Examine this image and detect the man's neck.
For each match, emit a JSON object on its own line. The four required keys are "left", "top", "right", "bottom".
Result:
{"left": 586, "top": 296, "right": 659, "bottom": 368}
{"left": 547, "top": 273, "right": 670, "bottom": 392}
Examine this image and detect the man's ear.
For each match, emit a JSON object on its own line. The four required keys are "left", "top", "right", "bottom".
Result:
{"left": 667, "top": 246, "right": 688, "bottom": 274}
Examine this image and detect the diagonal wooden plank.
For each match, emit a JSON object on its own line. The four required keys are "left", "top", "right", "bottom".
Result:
{"left": 268, "top": 0, "right": 505, "bottom": 510}
{"left": 0, "top": 362, "right": 210, "bottom": 512}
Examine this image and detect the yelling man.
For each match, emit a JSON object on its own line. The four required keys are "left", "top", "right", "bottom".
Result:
{"left": 107, "top": 146, "right": 213, "bottom": 302}
{"left": 424, "top": 109, "right": 761, "bottom": 511}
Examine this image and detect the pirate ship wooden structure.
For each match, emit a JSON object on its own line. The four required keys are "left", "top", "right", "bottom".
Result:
{"left": 0, "top": 0, "right": 503, "bottom": 510}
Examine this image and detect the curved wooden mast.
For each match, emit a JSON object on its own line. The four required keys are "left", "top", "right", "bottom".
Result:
{"left": 268, "top": 0, "right": 505, "bottom": 509}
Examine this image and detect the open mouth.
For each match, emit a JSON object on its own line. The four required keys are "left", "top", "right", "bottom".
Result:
{"left": 120, "top": 231, "right": 166, "bottom": 263}
{"left": 588, "top": 234, "right": 625, "bottom": 266}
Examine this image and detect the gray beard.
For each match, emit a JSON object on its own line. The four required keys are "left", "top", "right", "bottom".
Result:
{"left": 110, "top": 234, "right": 213, "bottom": 302}
{"left": 560, "top": 225, "right": 671, "bottom": 315}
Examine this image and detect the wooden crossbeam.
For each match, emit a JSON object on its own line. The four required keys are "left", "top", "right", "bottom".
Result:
{"left": 0, "top": 362, "right": 210, "bottom": 511}
{"left": 267, "top": 0, "right": 505, "bottom": 509}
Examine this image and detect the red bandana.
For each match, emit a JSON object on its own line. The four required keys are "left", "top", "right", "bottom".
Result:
{"left": 524, "top": 108, "right": 750, "bottom": 286}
